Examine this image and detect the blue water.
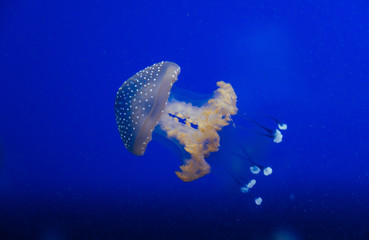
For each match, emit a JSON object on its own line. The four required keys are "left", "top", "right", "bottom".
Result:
{"left": 1, "top": 1, "right": 368, "bottom": 239}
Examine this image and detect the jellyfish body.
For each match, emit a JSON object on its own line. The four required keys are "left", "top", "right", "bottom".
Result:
{"left": 115, "top": 62, "right": 180, "bottom": 156}
{"left": 115, "top": 61, "right": 238, "bottom": 182}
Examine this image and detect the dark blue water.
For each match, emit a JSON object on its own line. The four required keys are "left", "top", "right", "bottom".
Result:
{"left": 1, "top": 1, "right": 368, "bottom": 239}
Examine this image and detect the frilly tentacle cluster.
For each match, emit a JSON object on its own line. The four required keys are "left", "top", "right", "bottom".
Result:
{"left": 159, "top": 81, "right": 238, "bottom": 182}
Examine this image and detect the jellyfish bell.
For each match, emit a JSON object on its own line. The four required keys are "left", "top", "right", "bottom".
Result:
{"left": 114, "top": 61, "right": 180, "bottom": 156}
{"left": 115, "top": 61, "right": 238, "bottom": 182}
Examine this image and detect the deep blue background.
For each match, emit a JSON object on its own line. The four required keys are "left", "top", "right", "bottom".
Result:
{"left": 1, "top": 0, "right": 369, "bottom": 239}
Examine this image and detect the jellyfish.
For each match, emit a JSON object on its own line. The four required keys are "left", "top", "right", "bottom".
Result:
{"left": 115, "top": 61, "right": 237, "bottom": 182}
{"left": 115, "top": 61, "right": 287, "bottom": 186}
